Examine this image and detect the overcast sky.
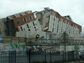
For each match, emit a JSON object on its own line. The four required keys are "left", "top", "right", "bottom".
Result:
{"left": 0, "top": 0, "right": 84, "bottom": 35}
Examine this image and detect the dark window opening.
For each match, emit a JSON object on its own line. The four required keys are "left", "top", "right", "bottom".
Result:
{"left": 57, "top": 25, "right": 59, "bottom": 33}
{"left": 29, "top": 16, "right": 33, "bottom": 20}
{"left": 20, "top": 26, "right": 23, "bottom": 31}
{"left": 28, "top": 29, "right": 30, "bottom": 31}
{"left": 17, "top": 20, "right": 21, "bottom": 24}
{"left": 23, "top": 18, "right": 27, "bottom": 22}
{"left": 34, "top": 27, "right": 37, "bottom": 31}
{"left": 38, "top": 19, "right": 40, "bottom": 21}
{"left": 27, "top": 24, "right": 29, "bottom": 28}
{"left": 33, "top": 22, "right": 35, "bottom": 26}
{"left": 71, "top": 23, "right": 74, "bottom": 26}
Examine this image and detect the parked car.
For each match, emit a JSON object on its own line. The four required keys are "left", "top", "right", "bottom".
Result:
{"left": 79, "top": 50, "right": 84, "bottom": 58}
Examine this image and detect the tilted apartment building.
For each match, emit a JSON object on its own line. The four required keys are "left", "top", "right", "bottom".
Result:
{"left": 36, "top": 8, "right": 82, "bottom": 38}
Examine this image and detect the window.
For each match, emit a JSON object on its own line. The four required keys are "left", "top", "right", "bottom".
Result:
{"left": 61, "top": 18, "right": 63, "bottom": 22}
{"left": 20, "top": 26, "right": 23, "bottom": 31}
{"left": 68, "top": 22, "right": 70, "bottom": 25}
{"left": 23, "top": 18, "right": 27, "bottom": 22}
{"left": 17, "top": 20, "right": 21, "bottom": 24}
{"left": 29, "top": 16, "right": 33, "bottom": 20}
{"left": 32, "top": 22, "right": 35, "bottom": 26}
{"left": 28, "top": 29, "right": 30, "bottom": 31}
{"left": 71, "top": 23, "right": 74, "bottom": 26}
{"left": 64, "top": 20, "right": 67, "bottom": 23}
{"left": 34, "top": 27, "right": 37, "bottom": 31}
{"left": 38, "top": 19, "right": 40, "bottom": 21}
{"left": 75, "top": 25, "right": 77, "bottom": 28}
{"left": 53, "top": 17, "right": 55, "bottom": 20}
{"left": 53, "top": 12, "right": 55, "bottom": 16}
{"left": 27, "top": 24, "right": 29, "bottom": 28}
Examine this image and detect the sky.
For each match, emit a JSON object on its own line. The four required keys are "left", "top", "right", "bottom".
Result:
{"left": 0, "top": 0, "right": 84, "bottom": 35}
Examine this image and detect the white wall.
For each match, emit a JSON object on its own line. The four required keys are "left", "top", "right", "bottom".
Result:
{"left": 16, "top": 19, "right": 47, "bottom": 38}
{"left": 60, "top": 45, "right": 84, "bottom": 52}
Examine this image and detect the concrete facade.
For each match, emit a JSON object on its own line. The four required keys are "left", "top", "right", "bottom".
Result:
{"left": 36, "top": 8, "right": 81, "bottom": 38}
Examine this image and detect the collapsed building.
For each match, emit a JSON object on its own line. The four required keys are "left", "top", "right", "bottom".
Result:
{"left": 0, "top": 8, "right": 82, "bottom": 39}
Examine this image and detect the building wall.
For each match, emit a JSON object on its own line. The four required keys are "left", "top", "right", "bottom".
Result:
{"left": 48, "top": 15, "right": 80, "bottom": 38}
{"left": 16, "top": 19, "right": 46, "bottom": 38}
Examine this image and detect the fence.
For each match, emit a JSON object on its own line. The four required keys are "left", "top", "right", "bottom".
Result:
{"left": 0, "top": 50, "right": 80, "bottom": 63}
{"left": 0, "top": 37, "right": 84, "bottom": 63}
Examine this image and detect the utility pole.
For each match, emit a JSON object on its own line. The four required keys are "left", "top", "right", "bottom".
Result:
{"left": 61, "top": 31, "right": 68, "bottom": 61}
